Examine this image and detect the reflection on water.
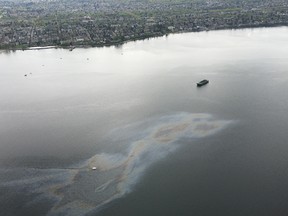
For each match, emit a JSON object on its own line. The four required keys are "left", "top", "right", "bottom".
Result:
{"left": 0, "top": 113, "right": 231, "bottom": 216}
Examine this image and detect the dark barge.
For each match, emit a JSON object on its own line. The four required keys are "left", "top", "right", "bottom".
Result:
{"left": 197, "top": 79, "right": 209, "bottom": 87}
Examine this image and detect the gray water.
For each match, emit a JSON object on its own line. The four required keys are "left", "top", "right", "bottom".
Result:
{"left": 1, "top": 27, "right": 288, "bottom": 216}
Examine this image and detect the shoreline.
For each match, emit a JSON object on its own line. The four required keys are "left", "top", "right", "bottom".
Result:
{"left": 1, "top": 24, "right": 287, "bottom": 52}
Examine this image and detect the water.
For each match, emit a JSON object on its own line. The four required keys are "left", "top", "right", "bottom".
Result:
{"left": 1, "top": 27, "right": 288, "bottom": 216}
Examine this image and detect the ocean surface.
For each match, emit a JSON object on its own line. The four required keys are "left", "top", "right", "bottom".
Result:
{"left": 1, "top": 27, "right": 288, "bottom": 216}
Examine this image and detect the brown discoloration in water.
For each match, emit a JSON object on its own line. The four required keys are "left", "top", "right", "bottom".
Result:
{"left": 195, "top": 123, "right": 218, "bottom": 133}
{"left": 153, "top": 123, "right": 189, "bottom": 142}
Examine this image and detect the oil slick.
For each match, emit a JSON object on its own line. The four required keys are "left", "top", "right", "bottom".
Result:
{"left": 0, "top": 113, "right": 232, "bottom": 216}
{"left": 47, "top": 113, "right": 232, "bottom": 215}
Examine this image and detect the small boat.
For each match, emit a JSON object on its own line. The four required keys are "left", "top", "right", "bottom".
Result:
{"left": 197, "top": 79, "right": 209, "bottom": 87}
{"left": 92, "top": 167, "right": 97, "bottom": 170}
